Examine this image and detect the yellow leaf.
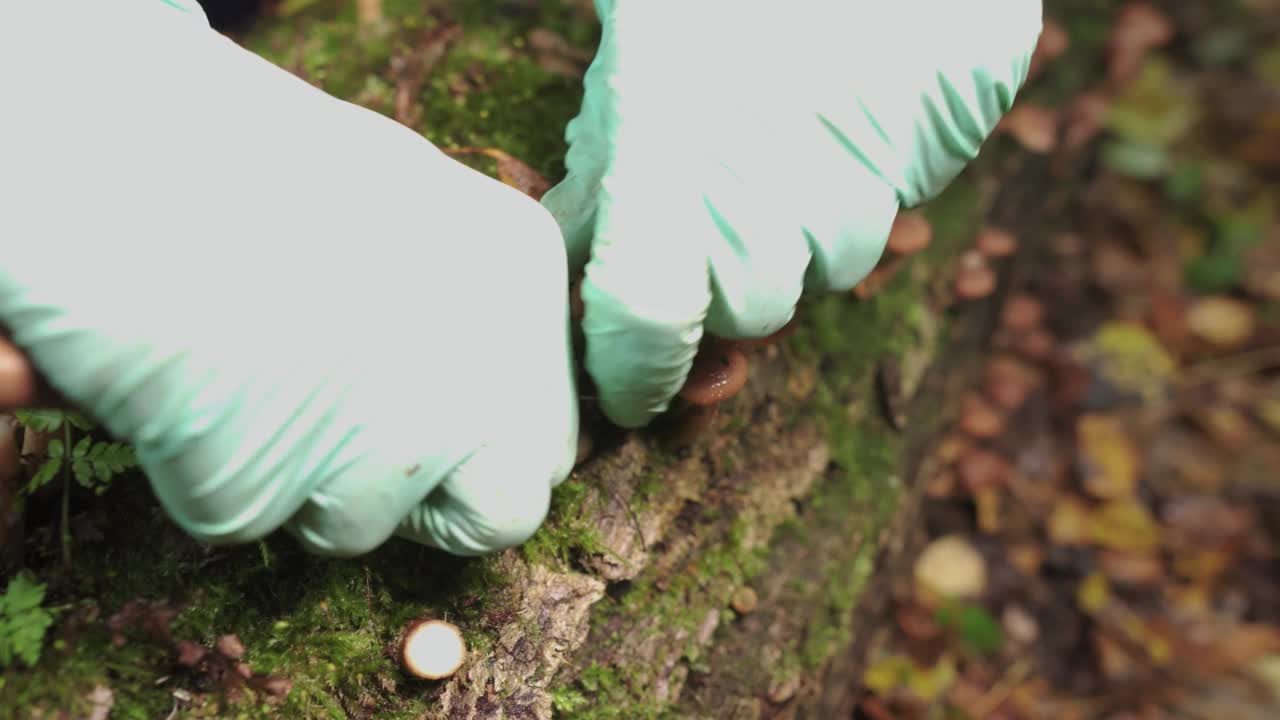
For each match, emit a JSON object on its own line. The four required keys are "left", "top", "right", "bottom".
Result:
{"left": 1082, "top": 322, "right": 1179, "bottom": 402}
{"left": 1089, "top": 500, "right": 1162, "bottom": 552}
{"left": 1077, "top": 415, "right": 1141, "bottom": 499}
{"left": 863, "top": 654, "right": 913, "bottom": 695}
{"left": 1048, "top": 496, "right": 1093, "bottom": 546}
{"left": 907, "top": 654, "right": 957, "bottom": 701}
{"left": 1078, "top": 571, "right": 1111, "bottom": 614}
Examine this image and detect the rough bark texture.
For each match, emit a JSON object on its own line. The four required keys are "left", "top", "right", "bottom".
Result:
{"left": 2, "top": 2, "right": 1102, "bottom": 718}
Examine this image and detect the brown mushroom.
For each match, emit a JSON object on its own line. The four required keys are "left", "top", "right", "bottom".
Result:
{"left": 953, "top": 251, "right": 998, "bottom": 300}
{"left": 975, "top": 226, "right": 1018, "bottom": 259}
{"left": 1028, "top": 19, "right": 1070, "bottom": 80}
{"left": 996, "top": 104, "right": 1060, "bottom": 155}
{"left": 0, "top": 339, "right": 38, "bottom": 411}
{"left": 1108, "top": 2, "right": 1174, "bottom": 87}
{"left": 732, "top": 317, "right": 800, "bottom": 351}
{"left": 679, "top": 341, "right": 750, "bottom": 406}
{"left": 1016, "top": 328, "right": 1057, "bottom": 362}
{"left": 853, "top": 211, "right": 933, "bottom": 299}
{"left": 957, "top": 448, "right": 1012, "bottom": 492}
{"left": 1000, "top": 294, "right": 1045, "bottom": 334}
{"left": 959, "top": 393, "right": 1007, "bottom": 439}
{"left": 400, "top": 619, "right": 466, "bottom": 680}
{"left": 984, "top": 354, "right": 1040, "bottom": 412}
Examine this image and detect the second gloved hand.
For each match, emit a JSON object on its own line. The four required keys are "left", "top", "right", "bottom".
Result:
{"left": 0, "top": 1, "right": 578, "bottom": 557}
{"left": 542, "top": 0, "right": 1044, "bottom": 428}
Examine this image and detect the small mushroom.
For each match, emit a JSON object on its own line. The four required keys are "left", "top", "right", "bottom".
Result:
{"left": 996, "top": 104, "right": 1060, "bottom": 155}
{"left": 730, "top": 587, "right": 759, "bottom": 615}
{"left": 984, "top": 354, "right": 1040, "bottom": 412}
{"left": 679, "top": 342, "right": 750, "bottom": 406}
{"left": 975, "top": 226, "right": 1018, "bottom": 259}
{"left": 954, "top": 251, "right": 998, "bottom": 300}
{"left": 400, "top": 619, "right": 466, "bottom": 680}
{"left": 958, "top": 393, "right": 1007, "bottom": 439}
{"left": 885, "top": 211, "right": 933, "bottom": 256}
{"left": 1108, "top": 2, "right": 1174, "bottom": 86}
{"left": 957, "top": 447, "right": 1012, "bottom": 492}
{"left": 1016, "top": 328, "right": 1056, "bottom": 362}
{"left": 1000, "top": 294, "right": 1045, "bottom": 334}
{"left": 854, "top": 211, "right": 933, "bottom": 299}
{"left": 1028, "top": 19, "right": 1070, "bottom": 79}
{"left": 732, "top": 317, "right": 800, "bottom": 352}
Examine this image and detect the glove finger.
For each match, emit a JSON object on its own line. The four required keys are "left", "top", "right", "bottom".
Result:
{"left": 394, "top": 432, "right": 576, "bottom": 557}
{"left": 698, "top": 159, "right": 812, "bottom": 340}
{"left": 806, "top": 0, "right": 1040, "bottom": 210}
{"left": 538, "top": 0, "right": 626, "bottom": 272}
{"left": 575, "top": 153, "right": 717, "bottom": 429}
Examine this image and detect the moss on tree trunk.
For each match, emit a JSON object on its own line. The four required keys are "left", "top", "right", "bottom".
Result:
{"left": 1, "top": 1, "right": 1109, "bottom": 718}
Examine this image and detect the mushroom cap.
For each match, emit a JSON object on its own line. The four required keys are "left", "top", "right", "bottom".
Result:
{"left": 997, "top": 104, "right": 1060, "bottom": 155}
{"left": 401, "top": 620, "right": 466, "bottom": 680}
{"left": 954, "top": 252, "right": 998, "bottom": 300}
{"left": 975, "top": 226, "right": 1018, "bottom": 258}
{"left": 958, "top": 393, "right": 1007, "bottom": 439}
{"left": 1001, "top": 294, "right": 1045, "bottom": 333}
{"left": 680, "top": 344, "right": 750, "bottom": 406}
{"left": 1017, "top": 329, "right": 1056, "bottom": 361}
{"left": 885, "top": 211, "right": 934, "bottom": 255}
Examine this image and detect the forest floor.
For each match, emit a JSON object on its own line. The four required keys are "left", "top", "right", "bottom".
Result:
{"left": 857, "top": 2, "right": 1280, "bottom": 719}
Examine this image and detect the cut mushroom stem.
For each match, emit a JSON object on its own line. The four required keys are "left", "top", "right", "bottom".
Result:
{"left": 400, "top": 620, "right": 466, "bottom": 680}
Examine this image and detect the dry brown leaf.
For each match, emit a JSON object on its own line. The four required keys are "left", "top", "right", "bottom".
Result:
{"left": 1089, "top": 500, "right": 1162, "bottom": 553}
{"left": 1099, "top": 550, "right": 1165, "bottom": 585}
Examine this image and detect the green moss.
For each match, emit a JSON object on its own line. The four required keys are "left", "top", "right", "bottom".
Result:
{"left": 522, "top": 475, "right": 608, "bottom": 569}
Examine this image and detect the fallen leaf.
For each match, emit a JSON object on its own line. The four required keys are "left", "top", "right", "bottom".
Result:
{"left": 1078, "top": 572, "right": 1112, "bottom": 614}
{"left": 1186, "top": 296, "right": 1257, "bottom": 347}
{"left": 1089, "top": 499, "right": 1162, "bottom": 553}
{"left": 1099, "top": 550, "right": 1164, "bottom": 585}
{"left": 1048, "top": 496, "right": 1094, "bottom": 546}
{"left": 1076, "top": 414, "right": 1141, "bottom": 500}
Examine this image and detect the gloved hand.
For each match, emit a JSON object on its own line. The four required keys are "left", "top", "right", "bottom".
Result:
{"left": 0, "top": 1, "right": 578, "bottom": 557}
{"left": 542, "top": 0, "right": 1044, "bottom": 428}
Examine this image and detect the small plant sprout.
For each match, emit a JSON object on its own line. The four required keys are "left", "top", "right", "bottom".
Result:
{"left": 400, "top": 619, "right": 466, "bottom": 680}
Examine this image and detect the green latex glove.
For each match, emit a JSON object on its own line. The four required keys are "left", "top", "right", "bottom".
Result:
{"left": 542, "top": 0, "right": 1044, "bottom": 428}
{"left": 0, "top": 1, "right": 578, "bottom": 557}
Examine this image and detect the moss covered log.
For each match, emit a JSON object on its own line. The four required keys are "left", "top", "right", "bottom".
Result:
{"left": 0, "top": 1, "right": 1110, "bottom": 717}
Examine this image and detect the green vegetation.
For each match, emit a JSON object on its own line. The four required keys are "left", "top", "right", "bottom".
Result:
{"left": 0, "top": 574, "right": 54, "bottom": 670}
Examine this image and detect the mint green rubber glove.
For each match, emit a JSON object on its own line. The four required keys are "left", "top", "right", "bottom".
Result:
{"left": 0, "top": 1, "right": 578, "bottom": 557}
{"left": 542, "top": 0, "right": 1044, "bottom": 428}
